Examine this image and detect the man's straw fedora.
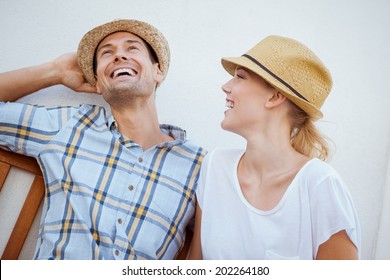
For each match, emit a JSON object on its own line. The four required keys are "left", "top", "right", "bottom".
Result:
{"left": 77, "top": 19, "right": 170, "bottom": 86}
{"left": 221, "top": 35, "right": 332, "bottom": 120}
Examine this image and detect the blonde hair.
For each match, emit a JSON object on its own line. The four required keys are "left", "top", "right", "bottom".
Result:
{"left": 288, "top": 101, "right": 330, "bottom": 161}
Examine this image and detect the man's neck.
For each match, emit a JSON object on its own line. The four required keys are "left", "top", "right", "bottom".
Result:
{"left": 110, "top": 103, "right": 173, "bottom": 151}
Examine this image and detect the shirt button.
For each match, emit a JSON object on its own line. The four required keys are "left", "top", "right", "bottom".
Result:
{"left": 115, "top": 250, "right": 119, "bottom": 256}
{"left": 138, "top": 157, "right": 143, "bottom": 163}
{"left": 109, "top": 121, "right": 116, "bottom": 130}
{"left": 128, "top": 185, "right": 134, "bottom": 191}
{"left": 118, "top": 218, "right": 122, "bottom": 224}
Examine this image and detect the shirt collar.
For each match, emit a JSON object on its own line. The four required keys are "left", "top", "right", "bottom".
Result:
{"left": 158, "top": 124, "right": 186, "bottom": 148}
{"left": 106, "top": 115, "right": 186, "bottom": 148}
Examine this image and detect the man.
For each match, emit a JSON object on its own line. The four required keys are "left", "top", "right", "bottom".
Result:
{"left": 0, "top": 19, "right": 206, "bottom": 260}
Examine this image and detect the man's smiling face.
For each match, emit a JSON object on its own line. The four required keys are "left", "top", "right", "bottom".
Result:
{"left": 94, "top": 31, "right": 163, "bottom": 104}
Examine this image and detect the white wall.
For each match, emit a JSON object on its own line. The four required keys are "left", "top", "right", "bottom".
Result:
{"left": 0, "top": 0, "right": 389, "bottom": 259}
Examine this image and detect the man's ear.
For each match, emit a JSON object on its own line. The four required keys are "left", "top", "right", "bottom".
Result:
{"left": 95, "top": 75, "right": 102, "bottom": 94}
{"left": 154, "top": 65, "right": 164, "bottom": 85}
{"left": 95, "top": 85, "right": 101, "bottom": 94}
{"left": 265, "top": 91, "right": 286, "bottom": 109}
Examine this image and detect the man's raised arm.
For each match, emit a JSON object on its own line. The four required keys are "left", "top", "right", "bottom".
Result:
{"left": 0, "top": 53, "right": 96, "bottom": 102}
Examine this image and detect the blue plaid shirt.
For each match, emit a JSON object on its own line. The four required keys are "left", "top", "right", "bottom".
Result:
{"left": 0, "top": 102, "right": 206, "bottom": 260}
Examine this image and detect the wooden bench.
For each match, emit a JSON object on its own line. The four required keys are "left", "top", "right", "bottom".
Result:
{"left": 0, "top": 149, "right": 45, "bottom": 259}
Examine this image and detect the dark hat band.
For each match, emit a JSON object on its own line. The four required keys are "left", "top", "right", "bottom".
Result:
{"left": 242, "top": 54, "right": 309, "bottom": 102}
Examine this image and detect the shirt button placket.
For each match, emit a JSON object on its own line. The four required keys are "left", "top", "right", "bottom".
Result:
{"left": 114, "top": 216, "right": 124, "bottom": 259}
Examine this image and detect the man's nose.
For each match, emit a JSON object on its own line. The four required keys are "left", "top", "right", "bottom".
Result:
{"left": 114, "top": 50, "right": 128, "bottom": 62}
{"left": 114, "top": 55, "right": 128, "bottom": 62}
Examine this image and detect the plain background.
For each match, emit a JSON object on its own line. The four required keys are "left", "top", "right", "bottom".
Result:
{"left": 0, "top": 0, "right": 389, "bottom": 259}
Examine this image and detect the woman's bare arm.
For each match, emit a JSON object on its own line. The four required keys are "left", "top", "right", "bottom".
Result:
{"left": 316, "top": 230, "right": 358, "bottom": 260}
{"left": 188, "top": 203, "right": 203, "bottom": 260}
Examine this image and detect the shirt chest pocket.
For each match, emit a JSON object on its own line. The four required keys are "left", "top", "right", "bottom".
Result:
{"left": 149, "top": 185, "right": 195, "bottom": 225}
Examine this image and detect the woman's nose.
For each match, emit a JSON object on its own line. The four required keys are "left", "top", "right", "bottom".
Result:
{"left": 221, "top": 80, "right": 232, "bottom": 95}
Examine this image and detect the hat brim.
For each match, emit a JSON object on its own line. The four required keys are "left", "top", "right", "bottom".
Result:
{"left": 77, "top": 19, "right": 170, "bottom": 86}
{"left": 221, "top": 56, "right": 323, "bottom": 120}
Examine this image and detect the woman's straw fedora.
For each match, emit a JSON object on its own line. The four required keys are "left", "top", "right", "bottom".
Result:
{"left": 77, "top": 19, "right": 170, "bottom": 86}
{"left": 221, "top": 35, "right": 332, "bottom": 120}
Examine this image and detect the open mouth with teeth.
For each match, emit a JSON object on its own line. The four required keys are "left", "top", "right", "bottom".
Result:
{"left": 226, "top": 100, "right": 234, "bottom": 109}
{"left": 111, "top": 68, "right": 137, "bottom": 79}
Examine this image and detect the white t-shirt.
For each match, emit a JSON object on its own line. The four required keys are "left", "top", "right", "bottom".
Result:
{"left": 197, "top": 148, "right": 361, "bottom": 260}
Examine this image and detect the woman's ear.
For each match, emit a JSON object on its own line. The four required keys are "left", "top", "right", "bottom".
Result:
{"left": 265, "top": 91, "right": 286, "bottom": 109}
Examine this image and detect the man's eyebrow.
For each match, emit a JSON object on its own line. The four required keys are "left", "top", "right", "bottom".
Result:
{"left": 125, "top": 39, "right": 143, "bottom": 45}
{"left": 96, "top": 40, "right": 143, "bottom": 54}
{"left": 96, "top": 43, "right": 112, "bottom": 54}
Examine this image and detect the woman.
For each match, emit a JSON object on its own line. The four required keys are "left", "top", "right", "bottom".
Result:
{"left": 189, "top": 35, "right": 360, "bottom": 260}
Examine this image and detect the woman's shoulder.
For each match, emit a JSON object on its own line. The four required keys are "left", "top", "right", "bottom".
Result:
{"left": 301, "top": 158, "right": 339, "bottom": 176}
{"left": 298, "top": 158, "right": 346, "bottom": 191}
